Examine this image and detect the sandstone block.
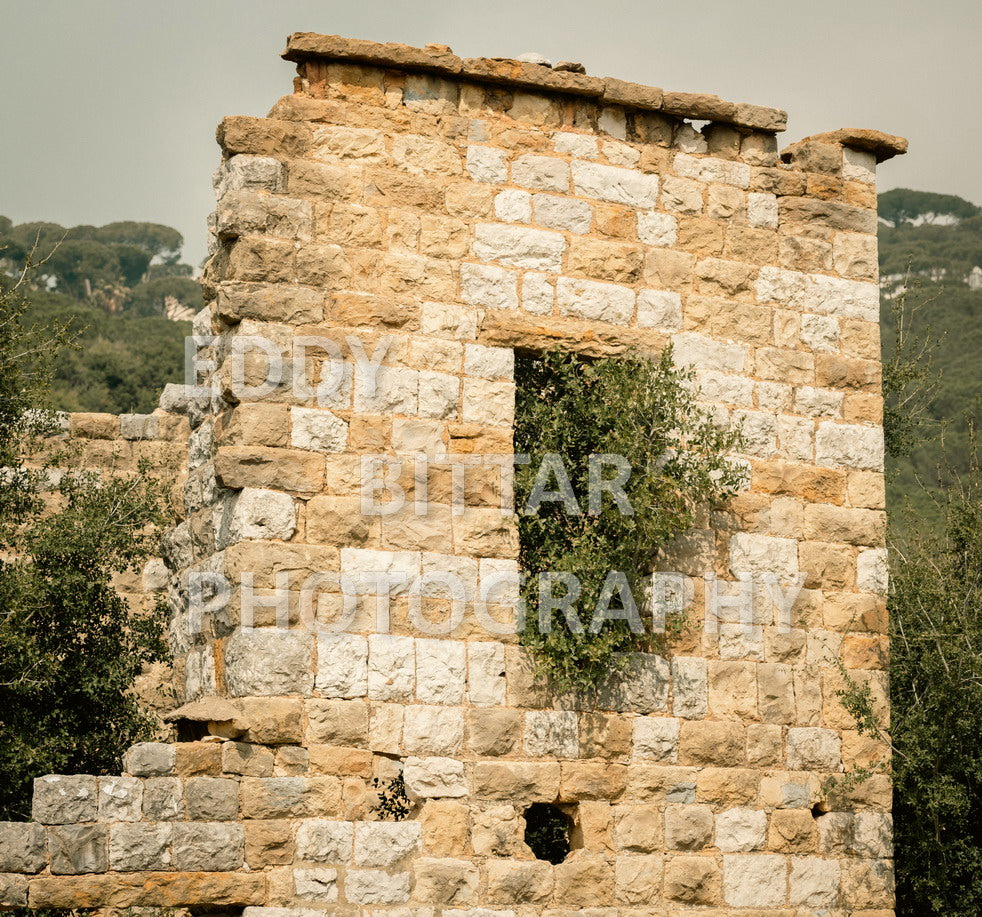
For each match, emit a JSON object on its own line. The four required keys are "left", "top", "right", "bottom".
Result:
{"left": 238, "top": 697, "right": 304, "bottom": 744}
{"left": 466, "top": 708, "right": 521, "bottom": 756}
{"left": 664, "top": 854, "right": 721, "bottom": 904}
{"left": 664, "top": 804, "right": 714, "bottom": 850}
{"left": 679, "top": 721, "right": 744, "bottom": 766}
{"left": 486, "top": 857, "right": 553, "bottom": 903}
{"left": 306, "top": 699, "right": 369, "bottom": 746}
{"left": 613, "top": 804, "right": 662, "bottom": 852}
{"left": 551, "top": 854, "right": 614, "bottom": 905}
{"left": 471, "top": 762, "right": 560, "bottom": 802}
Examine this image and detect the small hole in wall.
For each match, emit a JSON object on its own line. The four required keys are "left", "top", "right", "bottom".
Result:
{"left": 524, "top": 803, "right": 573, "bottom": 864}
{"left": 811, "top": 802, "right": 830, "bottom": 819}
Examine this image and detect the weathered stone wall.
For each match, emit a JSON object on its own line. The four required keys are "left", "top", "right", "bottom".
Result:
{"left": 0, "top": 33, "right": 904, "bottom": 915}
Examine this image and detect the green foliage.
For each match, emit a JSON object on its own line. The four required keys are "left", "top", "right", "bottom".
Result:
{"left": 514, "top": 348, "right": 744, "bottom": 693}
{"left": 0, "top": 255, "right": 169, "bottom": 820}
{"left": 879, "top": 188, "right": 980, "bottom": 228}
{"left": 370, "top": 775, "right": 412, "bottom": 821}
{"left": 125, "top": 276, "right": 202, "bottom": 318}
{"left": 888, "top": 467, "right": 982, "bottom": 915}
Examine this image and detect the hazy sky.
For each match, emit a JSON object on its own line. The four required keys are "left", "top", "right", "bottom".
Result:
{"left": 3, "top": 0, "right": 980, "bottom": 266}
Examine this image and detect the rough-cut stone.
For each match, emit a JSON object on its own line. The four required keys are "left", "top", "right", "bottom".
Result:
{"left": 403, "top": 757, "right": 468, "bottom": 798}
{"left": 224, "top": 630, "right": 313, "bottom": 696}
{"left": 0, "top": 823, "right": 47, "bottom": 873}
{"left": 48, "top": 825, "right": 108, "bottom": 874}
{"left": 33, "top": 776, "right": 98, "bottom": 824}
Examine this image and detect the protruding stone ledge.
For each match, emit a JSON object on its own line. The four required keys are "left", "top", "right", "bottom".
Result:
{"left": 782, "top": 128, "right": 908, "bottom": 165}
{"left": 281, "top": 32, "right": 788, "bottom": 132}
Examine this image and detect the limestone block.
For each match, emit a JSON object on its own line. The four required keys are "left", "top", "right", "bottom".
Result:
{"left": 637, "top": 211, "right": 677, "bottom": 246}
{"left": 521, "top": 272, "right": 555, "bottom": 314}
{"left": 679, "top": 721, "right": 744, "bottom": 766}
{"left": 171, "top": 822, "right": 244, "bottom": 871}
{"left": 769, "top": 808, "right": 818, "bottom": 852}
{"left": 48, "top": 824, "right": 108, "bottom": 875}
{"left": 599, "top": 653, "right": 670, "bottom": 713}
{"left": 290, "top": 407, "right": 348, "bottom": 453}
{"left": 723, "top": 853, "right": 787, "bottom": 906}
{"left": 556, "top": 275, "right": 635, "bottom": 324}
{"left": 316, "top": 633, "right": 369, "bottom": 698}
{"left": 224, "top": 629, "right": 314, "bottom": 696}
{"left": 403, "top": 757, "right": 468, "bottom": 798}
{"left": 614, "top": 853, "right": 662, "bottom": 904}
{"left": 421, "top": 302, "right": 479, "bottom": 340}
{"left": 240, "top": 776, "right": 340, "bottom": 819}
{"left": 758, "top": 663, "right": 795, "bottom": 725}
{"left": 238, "top": 697, "right": 304, "bottom": 744}
{"left": 672, "top": 332, "right": 747, "bottom": 373}
{"left": 572, "top": 160, "right": 660, "bottom": 209}
{"left": 467, "top": 708, "right": 521, "bottom": 756}
{"left": 796, "top": 386, "right": 843, "bottom": 417}
{"left": 403, "top": 706, "right": 465, "bottom": 755}
{"left": 732, "top": 409, "right": 777, "bottom": 456}
{"left": 533, "top": 193, "right": 592, "bottom": 234}
{"left": 729, "top": 532, "right": 799, "bottom": 579}
{"left": 675, "top": 153, "right": 751, "bottom": 188}
{"left": 633, "top": 716, "right": 680, "bottom": 762}
{"left": 789, "top": 856, "right": 841, "bottom": 907}
{"left": 552, "top": 854, "right": 614, "bottom": 905}
{"left": 494, "top": 189, "right": 532, "bottom": 223}
{"left": 524, "top": 711, "right": 579, "bottom": 758}
{"left": 664, "top": 804, "right": 714, "bottom": 850}
{"left": 416, "top": 638, "right": 467, "bottom": 704}
{"left": 486, "top": 857, "right": 553, "bottom": 904}
{"left": 713, "top": 807, "right": 766, "bottom": 852}
{"left": 857, "top": 547, "right": 889, "bottom": 593}
{"left": 637, "top": 289, "right": 683, "bottom": 329}
{"left": 108, "top": 823, "right": 172, "bottom": 872}
{"left": 840, "top": 857, "right": 895, "bottom": 908}
{"left": 664, "top": 854, "right": 720, "bottom": 904}
{"left": 142, "top": 778, "right": 183, "bottom": 820}
{"left": 0, "top": 822, "right": 46, "bottom": 872}
{"left": 756, "top": 266, "right": 879, "bottom": 322}
{"left": 672, "top": 657, "right": 708, "bottom": 719}
{"left": 660, "top": 175, "right": 704, "bottom": 214}
{"left": 353, "top": 365, "right": 419, "bottom": 415}
{"left": 746, "top": 724, "right": 783, "bottom": 768}
{"left": 353, "top": 821, "right": 421, "bottom": 866}
{"left": 466, "top": 146, "right": 508, "bottom": 183}
{"left": 418, "top": 372, "right": 460, "bottom": 419}
{"left": 814, "top": 421, "right": 884, "bottom": 471}
{"left": 226, "top": 488, "right": 297, "bottom": 542}
{"left": 185, "top": 777, "right": 239, "bottom": 820}
{"left": 803, "top": 503, "right": 885, "bottom": 546}
{"left": 412, "top": 857, "right": 479, "bottom": 904}
{"left": 214, "top": 154, "right": 284, "bottom": 196}
{"left": 471, "top": 762, "right": 560, "bottom": 802}
{"left": 461, "top": 378, "right": 515, "bottom": 425}
{"left": 801, "top": 313, "right": 839, "bottom": 352}
{"left": 473, "top": 223, "right": 566, "bottom": 272}
{"left": 293, "top": 867, "right": 339, "bottom": 902}
{"left": 306, "top": 700, "right": 369, "bottom": 747}
{"left": 748, "top": 191, "right": 779, "bottom": 228}
{"left": 842, "top": 147, "right": 877, "bottom": 183}
{"left": 344, "top": 868, "right": 411, "bottom": 904}
{"left": 365, "top": 633, "right": 414, "bottom": 701}
{"left": 33, "top": 775, "right": 98, "bottom": 824}
{"left": 295, "top": 819, "right": 354, "bottom": 862}
{"left": 97, "top": 776, "right": 143, "bottom": 822}
{"left": 613, "top": 804, "right": 662, "bottom": 852}
{"left": 312, "top": 125, "right": 386, "bottom": 162}
{"left": 787, "top": 727, "right": 841, "bottom": 770}
{"left": 467, "top": 641, "right": 507, "bottom": 706}
{"left": 460, "top": 262, "right": 519, "bottom": 310}
{"left": 511, "top": 154, "right": 570, "bottom": 192}
{"left": 369, "top": 704, "right": 404, "bottom": 755}
{"left": 554, "top": 132, "right": 599, "bottom": 158}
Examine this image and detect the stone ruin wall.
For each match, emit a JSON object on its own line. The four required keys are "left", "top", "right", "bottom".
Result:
{"left": 0, "top": 32, "right": 905, "bottom": 916}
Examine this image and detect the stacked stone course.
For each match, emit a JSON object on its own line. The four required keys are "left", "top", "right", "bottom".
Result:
{"left": 0, "top": 33, "right": 905, "bottom": 915}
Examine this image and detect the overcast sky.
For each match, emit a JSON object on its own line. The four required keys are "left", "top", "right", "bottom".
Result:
{"left": 2, "top": 0, "right": 980, "bottom": 266}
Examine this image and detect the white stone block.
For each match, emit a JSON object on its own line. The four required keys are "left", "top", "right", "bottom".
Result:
{"left": 521, "top": 273, "right": 555, "bottom": 315}
{"left": 344, "top": 869, "right": 411, "bottom": 904}
{"left": 733, "top": 409, "right": 778, "bottom": 457}
{"left": 789, "top": 856, "right": 841, "bottom": 907}
{"left": 460, "top": 263, "right": 519, "bottom": 310}
{"left": 723, "top": 854, "right": 787, "bottom": 907}
{"left": 525, "top": 711, "right": 579, "bottom": 758}
{"left": 295, "top": 820, "right": 354, "bottom": 862}
{"left": 229, "top": 488, "right": 296, "bottom": 541}
{"left": 779, "top": 415, "right": 815, "bottom": 463}
{"left": 756, "top": 266, "right": 879, "bottom": 322}
{"left": 466, "top": 146, "right": 508, "bottom": 183}
{"left": 842, "top": 147, "right": 876, "bottom": 184}
{"left": 533, "top": 194, "right": 592, "bottom": 233}
{"left": 633, "top": 716, "right": 680, "bottom": 762}
{"left": 857, "top": 547, "right": 889, "bottom": 594}
{"left": 800, "top": 313, "right": 839, "bottom": 352}
{"left": 571, "top": 160, "right": 660, "bottom": 209}
{"left": 511, "top": 154, "right": 570, "bottom": 192}
{"left": 729, "top": 533, "right": 799, "bottom": 580}
{"left": 795, "top": 387, "right": 843, "bottom": 418}
{"left": 815, "top": 421, "right": 884, "bottom": 471}
{"left": 340, "top": 548, "right": 421, "bottom": 594}
{"left": 315, "top": 633, "right": 369, "bottom": 698}
{"left": 602, "top": 139, "right": 640, "bottom": 167}
{"left": 598, "top": 107, "right": 628, "bottom": 140}
{"left": 421, "top": 302, "right": 479, "bottom": 340}
{"left": 747, "top": 192, "right": 779, "bottom": 228}
{"left": 293, "top": 868, "right": 339, "bottom": 902}
{"left": 494, "top": 189, "right": 532, "bottom": 223}
{"left": 291, "top": 407, "right": 348, "bottom": 452}
{"left": 695, "top": 371, "right": 755, "bottom": 406}
{"left": 416, "top": 638, "right": 467, "bottom": 704}
{"left": 98, "top": 776, "right": 143, "bottom": 822}
{"left": 353, "top": 821, "right": 421, "bottom": 867}
{"left": 637, "top": 289, "right": 683, "bottom": 330}
{"left": 468, "top": 641, "right": 507, "bottom": 706}
{"left": 556, "top": 276, "right": 635, "bottom": 324}
{"left": 637, "top": 211, "right": 678, "bottom": 247}
{"left": 671, "top": 657, "right": 707, "bottom": 719}
{"left": 715, "top": 808, "right": 767, "bottom": 852}
{"left": 368, "top": 634, "right": 415, "bottom": 701}
{"left": 464, "top": 344, "right": 515, "bottom": 380}
{"left": 674, "top": 153, "right": 750, "bottom": 189}
{"left": 225, "top": 629, "right": 313, "bottom": 696}
{"left": 402, "top": 705, "right": 465, "bottom": 755}
{"left": 672, "top": 332, "right": 747, "bottom": 373}
{"left": 403, "top": 756, "right": 468, "bottom": 798}
{"left": 553, "top": 132, "right": 599, "bottom": 158}
{"left": 353, "top": 365, "right": 418, "bottom": 415}
{"left": 461, "top": 379, "right": 515, "bottom": 426}
{"left": 787, "top": 727, "right": 841, "bottom": 770}
{"left": 418, "top": 371, "right": 460, "bottom": 420}
{"left": 473, "top": 224, "right": 566, "bottom": 272}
